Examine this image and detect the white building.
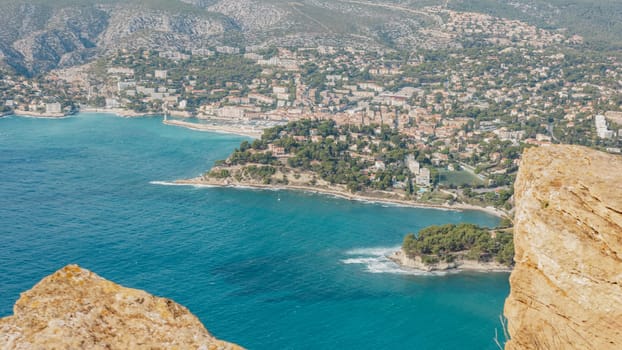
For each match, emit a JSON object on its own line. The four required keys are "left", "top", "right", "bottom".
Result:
{"left": 154, "top": 70, "right": 168, "bottom": 79}
{"left": 273, "top": 86, "right": 288, "bottom": 94}
{"left": 595, "top": 114, "right": 614, "bottom": 139}
{"left": 117, "top": 81, "right": 136, "bottom": 92}
{"left": 105, "top": 98, "right": 120, "bottom": 109}
{"left": 217, "top": 106, "right": 245, "bottom": 119}
{"left": 107, "top": 67, "right": 134, "bottom": 76}
{"left": 416, "top": 168, "right": 431, "bottom": 187}
{"left": 216, "top": 46, "right": 240, "bottom": 54}
{"left": 405, "top": 154, "right": 420, "bottom": 175}
{"left": 45, "top": 102, "right": 62, "bottom": 114}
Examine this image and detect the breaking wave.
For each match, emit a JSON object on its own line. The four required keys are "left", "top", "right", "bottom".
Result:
{"left": 342, "top": 246, "right": 445, "bottom": 275}
{"left": 149, "top": 180, "right": 216, "bottom": 188}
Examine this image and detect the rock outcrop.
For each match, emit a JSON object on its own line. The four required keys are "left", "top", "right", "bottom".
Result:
{"left": 0, "top": 265, "right": 242, "bottom": 350}
{"left": 0, "top": 0, "right": 579, "bottom": 75}
{"left": 389, "top": 249, "right": 512, "bottom": 272}
{"left": 504, "top": 145, "right": 622, "bottom": 349}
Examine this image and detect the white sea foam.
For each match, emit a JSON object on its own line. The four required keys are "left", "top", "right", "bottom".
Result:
{"left": 150, "top": 180, "right": 183, "bottom": 186}
{"left": 342, "top": 246, "right": 446, "bottom": 276}
{"left": 230, "top": 185, "right": 268, "bottom": 191}
{"left": 16, "top": 115, "right": 72, "bottom": 119}
{"left": 149, "top": 181, "right": 216, "bottom": 188}
{"left": 345, "top": 246, "right": 400, "bottom": 256}
{"left": 348, "top": 197, "right": 420, "bottom": 209}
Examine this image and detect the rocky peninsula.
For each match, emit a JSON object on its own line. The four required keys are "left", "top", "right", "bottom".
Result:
{"left": 504, "top": 145, "right": 622, "bottom": 349}
{"left": 175, "top": 119, "right": 510, "bottom": 218}
{"left": 387, "top": 223, "right": 514, "bottom": 273}
{"left": 0, "top": 265, "right": 242, "bottom": 350}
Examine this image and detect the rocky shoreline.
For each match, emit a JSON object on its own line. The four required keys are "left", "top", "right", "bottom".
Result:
{"left": 388, "top": 249, "right": 512, "bottom": 273}
{"left": 0, "top": 265, "right": 242, "bottom": 349}
{"left": 174, "top": 174, "right": 507, "bottom": 218}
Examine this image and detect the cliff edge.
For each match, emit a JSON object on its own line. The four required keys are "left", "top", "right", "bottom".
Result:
{"left": 504, "top": 145, "right": 622, "bottom": 349}
{"left": 0, "top": 265, "right": 242, "bottom": 350}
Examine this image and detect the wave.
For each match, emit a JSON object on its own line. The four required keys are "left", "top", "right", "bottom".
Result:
{"left": 149, "top": 180, "right": 216, "bottom": 188}
{"left": 345, "top": 246, "right": 400, "bottom": 256}
{"left": 15, "top": 114, "right": 73, "bottom": 120}
{"left": 342, "top": 246, "right": 446, "bottom": 276}
{"left": 347, "top": 197, "right": 448, "bottom": 210}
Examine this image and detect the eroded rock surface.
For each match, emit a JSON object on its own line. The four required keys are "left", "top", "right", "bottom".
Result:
{"left": 504, "top": 145, "right": 622, "bottom": 350}
{"left": 0, "top": 265, "right": 242, "bottom": 350}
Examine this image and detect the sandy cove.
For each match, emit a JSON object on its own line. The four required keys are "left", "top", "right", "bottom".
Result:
{"left": 388, "top": 249, "right": 512, "bottom": 273}
{"left": 174, "top": 176, "right": 507, "bottom": 218}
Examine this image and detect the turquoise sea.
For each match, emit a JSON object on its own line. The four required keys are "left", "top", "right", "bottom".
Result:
{"left": 0, "top": 113, "right": 508, "bottom": 349}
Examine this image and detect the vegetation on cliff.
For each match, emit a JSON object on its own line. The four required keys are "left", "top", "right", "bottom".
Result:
{"left": 205, "top": 119, "right": 519, "bottom": 209}
{"left": 210, "top": 119, "right": 430, "bottom": 192}
{"left": 402, "top": 223, "right": 514, "bottom": 266}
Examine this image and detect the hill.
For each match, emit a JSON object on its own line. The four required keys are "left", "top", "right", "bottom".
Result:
{"left": 0, "top": 0, "right": 620, "bottom": 75}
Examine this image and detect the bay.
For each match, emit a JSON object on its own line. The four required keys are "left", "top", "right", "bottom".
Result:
{"left": 0, "top": 113, "right": 508, "bottom": 349}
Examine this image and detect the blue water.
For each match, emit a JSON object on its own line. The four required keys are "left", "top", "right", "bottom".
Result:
{"left": 0, "top": 113, "right": 508, "bottom": 349}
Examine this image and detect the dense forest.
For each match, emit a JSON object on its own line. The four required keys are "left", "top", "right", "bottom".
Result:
{"left": 402, "top": 223, "right": 514, "bottom": 266}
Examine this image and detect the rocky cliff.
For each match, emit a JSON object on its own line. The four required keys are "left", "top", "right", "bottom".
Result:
{"left": 389, "top": 249, "right": 512, "bottom": 272}
{"left": 504, "top": 145, "right": 622, "bottom": 349}
{"left": 0, "top": 265, "right": 242, "bottom": 349}
{"left": 1, "top": 0, "right": 595, "bottom": 75}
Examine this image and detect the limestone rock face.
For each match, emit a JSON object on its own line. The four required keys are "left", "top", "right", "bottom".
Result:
{"left": 0, "top": 265, "right": 242, "bottom": 350}
{"left": 504, "top": 145, "right": 622, "bottom": 350}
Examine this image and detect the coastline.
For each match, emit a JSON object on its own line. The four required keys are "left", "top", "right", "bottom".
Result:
{"left": 173, "top": 176, "right": 507, "bottom": 218}
{"left": 163, "top": 119, "right": 262, "bottom": 138}
{"left": 11, "top": 109, "right": 69, "bottom": 118}
{"left": 81, "top": 108, "right": 264, "bottom": 138}
{"left": 388, "top": 248, "right": 512, "bottom": 273}
{"left": 79, "top": 107, "right": 160, "bottom": 118}
{"left": 6, "top": 108, "right": 266, "bottom": 139}
{"left": 80, "top": 110, "right": 264, "bottom": 138}
{"left": 9, "top": 109, "right": 506, "bottom": 219}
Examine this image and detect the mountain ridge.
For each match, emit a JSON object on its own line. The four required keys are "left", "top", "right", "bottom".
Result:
{"left": 0, "top": 0, "right": 620, "bottom": 76}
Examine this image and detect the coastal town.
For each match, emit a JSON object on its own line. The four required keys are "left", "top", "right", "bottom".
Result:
{"left": 3, "top": 2, "right": 622, "bottom": 348}
{"left": 177, "top": 119, "right": 511, "bottom": 216}
{"left": 1, "top": 8, "right": 621, "bottom": 212}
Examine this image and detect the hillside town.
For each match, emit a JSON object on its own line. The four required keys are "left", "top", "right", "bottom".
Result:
{"left": 1, "top": 8, "right": 621, "bottom": 209}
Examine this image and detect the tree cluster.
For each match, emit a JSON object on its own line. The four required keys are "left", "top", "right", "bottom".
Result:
{"left": 402, "top": 223, "right": 514, "bottom": 266}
